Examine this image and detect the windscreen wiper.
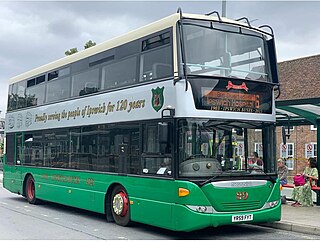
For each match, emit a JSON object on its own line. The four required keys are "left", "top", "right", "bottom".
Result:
{"left": 250, "top": 169, "right": 277, "bottom": 183}
{"left": 199, "top": 172, "right": 223, "bottom": 186}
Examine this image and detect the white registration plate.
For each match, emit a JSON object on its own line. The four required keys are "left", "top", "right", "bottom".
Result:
{"left": 232, "top": 214, "right": 253, "bottom": 222}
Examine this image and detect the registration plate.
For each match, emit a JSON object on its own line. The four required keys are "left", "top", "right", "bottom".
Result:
{"left": 232, "top": 214, "right": 253, "bottom": 222}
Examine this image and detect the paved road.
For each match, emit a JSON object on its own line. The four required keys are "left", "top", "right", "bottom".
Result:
{"left": 1, "top": 185, "right": 320, "bottom": 240}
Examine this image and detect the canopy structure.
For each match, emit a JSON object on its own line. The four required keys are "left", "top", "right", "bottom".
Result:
{"left": 276, "top": 97, "right": 320, "bottom": 126}
{"left": 276, "top": 97, "right": 320, "bottom": 205}
{"left": 276, "top": 97, "right": 320, "bottom": 159}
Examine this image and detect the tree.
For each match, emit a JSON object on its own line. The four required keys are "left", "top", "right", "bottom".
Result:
{"left": 84, "top": 40, "right": 96, "bottom": 49}
{"left": 65, "top": 47, "right": 78, "bottom": 56}
{"left": 65, "top": 40, "right": 96, "bottom": 56}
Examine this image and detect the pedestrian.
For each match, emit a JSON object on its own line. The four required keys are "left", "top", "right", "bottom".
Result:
{"left": 249, "top": 152, "right": 263, "bottom": 173}
{"left": 291, "top": 157, "right": 319, "bottom": 207}
{"left": 277, "top": 158, "right": 288, "bottom": 185}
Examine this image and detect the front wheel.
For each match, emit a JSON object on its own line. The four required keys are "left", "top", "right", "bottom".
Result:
{"left": 111, "top": 185, "right": 131, "bottom": 226}
{"left": 25, "top": 175, "right": 38, "bottom": 204}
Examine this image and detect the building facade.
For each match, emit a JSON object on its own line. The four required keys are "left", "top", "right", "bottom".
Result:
{"left": 276, "top": 54, "right": 320, "bottom": 176}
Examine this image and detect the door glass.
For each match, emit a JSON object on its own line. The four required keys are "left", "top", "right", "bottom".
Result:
{"left": 15, "top": 133, "right": 23, "bottom": 164}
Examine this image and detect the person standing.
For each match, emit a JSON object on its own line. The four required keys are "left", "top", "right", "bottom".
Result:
{"left": 249, "top": 152, "right": 263, "bottom": 173}
{"left": 291, "top": 157, "right": 319, "bottom": 207}
{"left": 277, "top": 158, "right": 288, "bottom": 185}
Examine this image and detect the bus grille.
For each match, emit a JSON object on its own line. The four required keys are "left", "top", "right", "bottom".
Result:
{"left": 220, "top": 201, "right": 261, "bottom": 212}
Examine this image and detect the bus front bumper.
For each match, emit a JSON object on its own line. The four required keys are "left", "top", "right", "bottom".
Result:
{"left": 171, "top": 202, "right": 281, "bottom": 232}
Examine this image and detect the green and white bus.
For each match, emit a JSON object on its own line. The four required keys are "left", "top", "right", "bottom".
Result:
{"left": 3, "top": 10, "right": 281, "bottom": 231}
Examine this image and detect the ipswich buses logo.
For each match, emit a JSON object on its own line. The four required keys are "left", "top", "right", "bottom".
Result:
{"left": 236, "top": 191, "right": 249, "bottom": 200}
{"left": 226, "top": 81, "right": 249, "bottom": 92}
{"left": 151, "top": 87, "right": 164, "bottom": 112}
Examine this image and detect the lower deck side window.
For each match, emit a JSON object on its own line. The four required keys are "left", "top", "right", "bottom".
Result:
{"left": 10, "top": 122, "right": 172, "bottom": 177}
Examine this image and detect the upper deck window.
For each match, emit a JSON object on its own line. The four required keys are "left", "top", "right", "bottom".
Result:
{"left": 48, "top": 67, "right": 70, "bottom": 81}
{"left": 7, "top": 81, "right": 26, "bottom": 111}
{"left": 142, "top": 32, "right": 170, "bottom": 51}
{"left": 26, "top": 84, "right": 45, "bottom": 107}
{"left": 71, "top": 68, "right": 100, "bottom": 97}
{"left": 25, "top": 75, "right": 46, "bottom": 107}
{"left": 102, "top": 56, "right": 137, "bottom": 90}
{"left": 140, "top": 31, "right": 173, "bottom": 82}
{"left": 27, "top": 75, "right": 45, "bottom": 87}
{"left": 182, "top": 21, "right": 269, "bottom": 82}
{"left": 46, "top": 77, "right": 70, "bottom": 103}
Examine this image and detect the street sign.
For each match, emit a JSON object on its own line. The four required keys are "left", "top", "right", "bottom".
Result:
{"left": 280, "top": 143, "right": 287, "bottom": 157}
{"left": 305, "top": 143, "right": 315, "bottom": 158}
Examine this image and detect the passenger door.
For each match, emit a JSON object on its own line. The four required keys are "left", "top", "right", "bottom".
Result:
{"left": 11, "top": 133, "right": 24, "bottom": 193}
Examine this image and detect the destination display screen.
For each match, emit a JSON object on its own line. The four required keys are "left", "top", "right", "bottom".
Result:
{"left": 190, "top": 78, "right": 273, "bottom": 114}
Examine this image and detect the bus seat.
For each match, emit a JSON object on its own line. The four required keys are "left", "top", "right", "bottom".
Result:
{"left": 152, "top": 63, "right": 171, "bottom": 79}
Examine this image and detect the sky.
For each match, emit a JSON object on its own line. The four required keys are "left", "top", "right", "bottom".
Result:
{"left": 1, "top": 1, "right": 320, "bottom": 118}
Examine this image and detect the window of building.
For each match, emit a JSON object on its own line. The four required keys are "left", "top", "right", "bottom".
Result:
{"left": 254, "top": 143, "right": 263, "bottom": 157}
{"left": 311, "top": 125, "right": 317, "bottom": 131}
{"left": 305, "top": 142, "right": 317, "bottom": 158}
{"left": 237, "top": 141, "right": 244, "bottom": 157}
{"left": 280, "top": 143, "right": 294, "bottom": 170}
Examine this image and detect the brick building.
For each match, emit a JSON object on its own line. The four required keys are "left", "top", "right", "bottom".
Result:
{"left": 276, "top": 54, "right": 320, "bottom": 176}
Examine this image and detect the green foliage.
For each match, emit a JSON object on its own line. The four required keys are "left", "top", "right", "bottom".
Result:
{"left": 65, "top": 47, "right": 79, "bottom": 56}
{"left": 84, "top": 40, "right": 96, "bottom": 49}
{"left": 65, "top": 40, "right": 96, "bottom": 56}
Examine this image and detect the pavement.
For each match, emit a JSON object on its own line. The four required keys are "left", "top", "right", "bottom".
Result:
{"left": 259, "top": 200, "right": 320, "bottom": 236}
{"left": 0, "top": 171, "right": 319, "bottom": 236}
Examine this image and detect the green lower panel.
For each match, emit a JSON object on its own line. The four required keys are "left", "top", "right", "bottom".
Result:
{"left": 130, "top": 197, "right": 173, "bottom": 230}
{"left": 36, "top": 182, "right": 105, "bottom": 214}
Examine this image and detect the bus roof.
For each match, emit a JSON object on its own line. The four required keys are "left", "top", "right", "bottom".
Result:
{"left": 9, "top": 12, "right": 266, "bottom": 85}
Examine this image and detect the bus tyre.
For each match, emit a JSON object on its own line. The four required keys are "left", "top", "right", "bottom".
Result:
{"left": 111, "top": 185, "right": 131, "bottom": 226}
{"left": 25, "top": 175, "right": 38, "bottom": 204}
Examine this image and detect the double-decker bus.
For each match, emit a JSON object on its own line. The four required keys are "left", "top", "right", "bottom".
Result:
{"left": 3, "top": 10, "right": 280, "bottom": 231}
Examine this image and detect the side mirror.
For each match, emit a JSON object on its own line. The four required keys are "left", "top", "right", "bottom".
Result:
{"left": 158, "top": 122, "right": 169, "bottom": 144}
{"left": 266, "top": 38, "right": 279, "bottom": 84}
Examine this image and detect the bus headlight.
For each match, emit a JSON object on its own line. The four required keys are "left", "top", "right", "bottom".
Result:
{"left": 262, "top": 200, "right": 279, "bottom": 209}
{"left": 187, "top": 205, "right": 213, "bottom": 214}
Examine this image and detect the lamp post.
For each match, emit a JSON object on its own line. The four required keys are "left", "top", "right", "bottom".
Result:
{"left": 222, "top": 0, "right": 226, "bottom": 17}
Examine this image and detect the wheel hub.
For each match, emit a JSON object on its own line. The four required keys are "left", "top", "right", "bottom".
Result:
{"left": 112, "top": 192, "right": 128, "bottom": 216}
{"left": 27, "top": 179, "right": 35, "bottom": 199}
